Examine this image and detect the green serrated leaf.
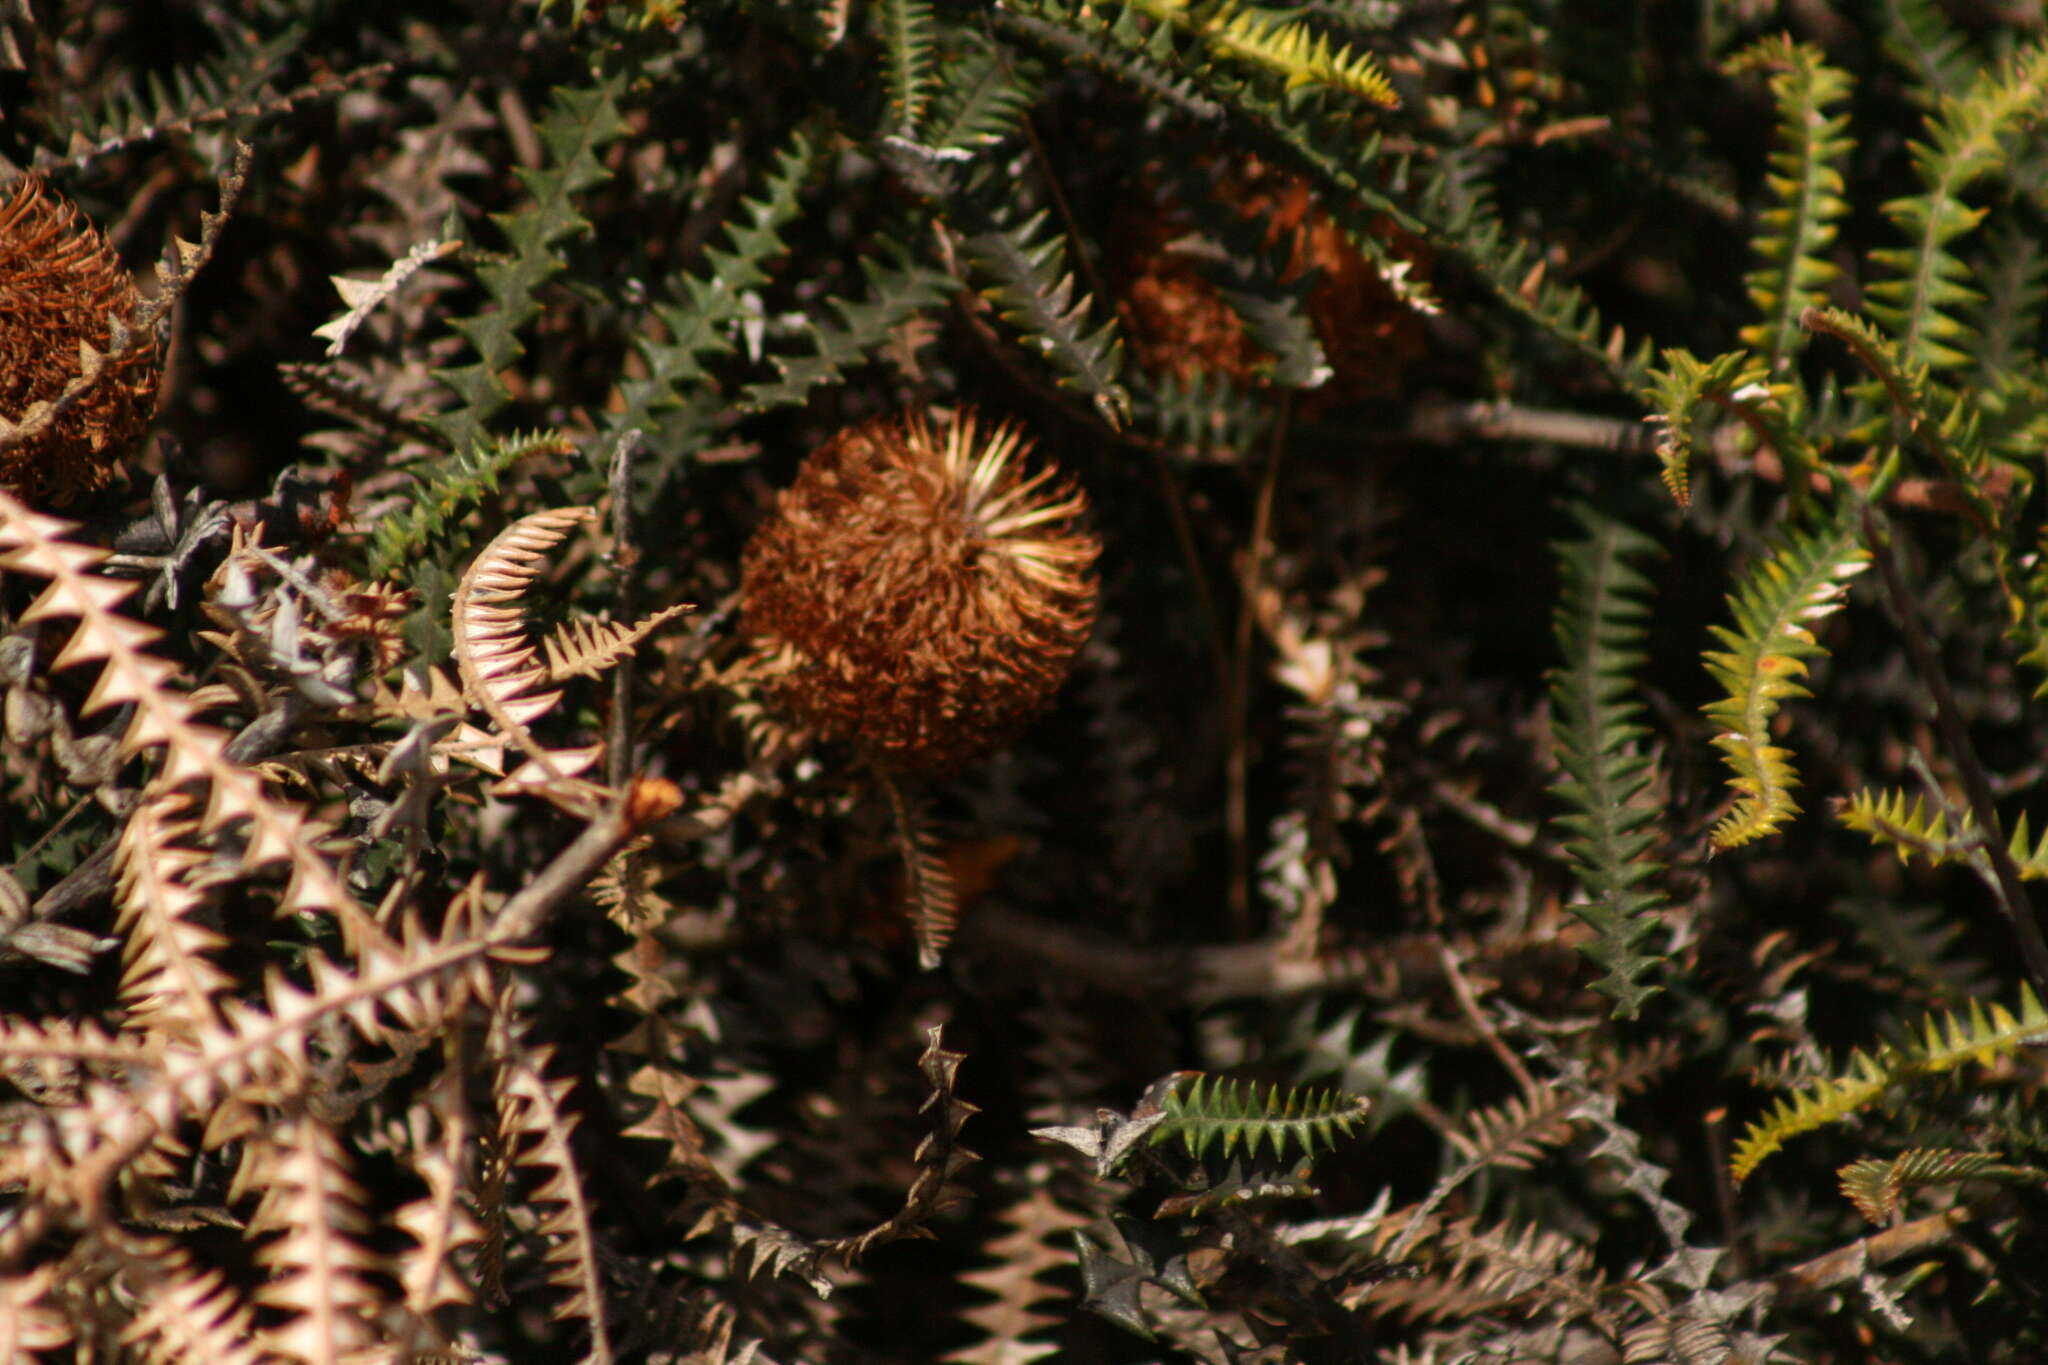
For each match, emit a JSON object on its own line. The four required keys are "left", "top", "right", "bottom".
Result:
{"left": 1547, "top": 505, "right": 1669, "bottom": 1017}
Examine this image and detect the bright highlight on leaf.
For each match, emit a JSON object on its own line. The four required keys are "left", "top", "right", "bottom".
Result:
{"left": 1124, "top": 0, "right": 1398, "bottom": 106}
{"left": 1702, "top": 512, "right": 1869, "bottom": 851}
{"left": 313, "top": 238, "right": 460, "bottom": 358}
{"left": 1839, "top": 785, "right": 2048, "bottom": 879}
{"left": 1641, "top": 348, "right": 1808, "bottom": 509}
{"left": 1732, "top": 985, "right": 2048, "bottom": 1182}
{"left": 1864, "top": 42, "right": 2048, "bottom": 375}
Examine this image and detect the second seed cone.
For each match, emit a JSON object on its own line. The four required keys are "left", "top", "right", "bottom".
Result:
{"left": 741, "top": 409, "right": 1100, "bottom": 775}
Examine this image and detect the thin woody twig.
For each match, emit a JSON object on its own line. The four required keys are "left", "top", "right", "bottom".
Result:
{"left": 606, "top": 429, "right": 645, "bottom": 793}
{"left": 1769, "top": 1203, "right": 1979, "bottom": 1298}
{"left": 1861, "top": 506, "right": 2048, "bottom": 1000}
{"left": 1228, "top": 392, "right": 1291, "bottom": 935}
{"left": 1432, "top": 934, "right": 1537, "bottom": 1096}
{"left": 491, "top": 778, "right": 680, "bottom": 945}
{"left": 1404, "top": 398, "right": 1658, "bottom": 455}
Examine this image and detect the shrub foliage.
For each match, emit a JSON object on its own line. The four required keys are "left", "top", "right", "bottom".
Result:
{"left": 4, "top": 3, "right": 2048, "bottom": 1362}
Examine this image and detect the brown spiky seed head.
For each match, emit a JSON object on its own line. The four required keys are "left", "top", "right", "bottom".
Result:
{"left": 0, "top": 177, "right": 158, "bottom": 504}
{"left": 741, "top": 409, "right": 1100, "bottom": 775}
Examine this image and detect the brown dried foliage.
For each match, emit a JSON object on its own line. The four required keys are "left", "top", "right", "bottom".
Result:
{"left": 741, "top": 409, "right": 1100, "bottom": 775}
{"left": 1114, "top": 155, "right": 1431, "bottom": 405}
{"left": 0, "top": 177, "right": 158, "bottom": 504}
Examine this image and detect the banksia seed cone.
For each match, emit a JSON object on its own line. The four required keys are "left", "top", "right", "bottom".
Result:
{"left": 0, "top": 177, "right": 158, "bottom": 504}
{"left": 741, "top": 410, "right": 1100, "bottom": 775}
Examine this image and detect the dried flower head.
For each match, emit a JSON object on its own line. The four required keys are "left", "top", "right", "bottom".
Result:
{"left": 741, "top": 409, "right": 1100, "bottom": 775}
{"left": 0, "top": 177, "right": 159, "bottom": 504}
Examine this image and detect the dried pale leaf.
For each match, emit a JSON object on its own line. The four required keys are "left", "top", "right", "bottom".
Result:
{"left": 541, "top": 602, "right": 691, "bottom": 682}
{"left": 245, "top": 1112, "right": 383, "bottom": 1364}
{"left": 489, "top": 1004, "right": 616, "bottom": 1363}
{"left": 0, "top": 487, "right": 388, "bottom": 956}
{"left": 313, "top": 239, "right": 460, "bottom": 357}
{"left": 452, "top": 505, "right": 596, "bottom": 785}
{"left": 0, "top": 1264, "right": 72, "bottom": 1357}
{"left": 113, "top": 794, "right": 232, "bottom": 1033}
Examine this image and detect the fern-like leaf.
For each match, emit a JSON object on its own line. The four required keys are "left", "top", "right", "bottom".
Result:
{"left": 279, "top": 360, "right": 443, "bottom": 450}
{"left": 879, "top": 0, "right": 938, "bottom": 135}
{"left": 1831, "top": 785, "right": 2035, "bottom": 873}
{"left": 1640, "top": 347, "right": 1806, "bottom": 509}
{"left": 1004, "top": 0, "right": 1640, "bottom": 398}
{"left": 876, "top": 770, "right": 961, "bottom": 970}
{"left": 367, "top": 430, "right": 577, "bottom": 581}
{"left": 1864, "top": 41, "right": 2048, "bottom": 374}
{"left": 1882, "top": 0, "right": 1981, "bottom": 105}
{"left": 1152, "top": 1074, "right": 1371, "bottom": 1168}
{"left": 1125, "top": 0, "right": 1398, "bottom": 105}
{"left": 489, "top": 1005, "right": 616, "bottom": 1364}
{"left": 1726, "top": 37, "right": 1854, "bottom": 374}
{"left": 100, "top": 1235, "right": 267, "bottom": 1365}
{"left": 32, "top": 18, "right": 364, "bottom": 174}
{"left": 1147, "top": 151, "right": 1331, "bottom": 388}
{"left": 1970, "top": 219, "right": 2048, "bottom": 388}
{"left": 963, "top": 205, "right": 1132, "bottom": 427}
{"left": 1436, "top": 192, "right": 1651, "bottom": 392}
{"left": 823, "top": 1026, "right": 982, "bottom": 1262}
{"left": 945, "top": 1186, "right": 1088, "bottom": 1365}
{"left": 542, "top": 604, "right": 691, "bottom": 684}
{"left": 1443, "top": 1090, "right": 1578, "bottom": 1172}
{"left": 1547, "top": 506, "right": 1669, "bottom": 1016}
{"left": 1196, "top": 21, "right": 1639, "bottom": 388}
{"left": 1701, "top": 508, "right": 1869, "bottom": 851}
{"left": 0, "top": 488, "right": 385, "bottom": 956}
{"left": 925, "top": 33, "right": 1042, "bottom": 150}
{"left": 1732, "top": 984, "right": 2048, "bottom": 1181}
{"left": 1801, "top": 306, "right": 2003, "bottom": 531}
{"left": 1135, "top": 366, "right": 1277, "bottom": 459}
{"left": 1837, "top": 1148, "right": 2029, "bottom": 1224}
{"left": 992, "top": 4, "right": 1227, "bottom": 124}
{"left": 1838, "top": 785, "right": 1974, "bottom": 861}
{"left": 76, "top": 913, "right": 495, "bottom": 1202}
{"left": 1365, "top": 1215, "right": 1598, "bottom": 1324}
{"left": 238, "top": 1110, "right": 383, "bottom": 1365}
{"left": 312, "top": 237, "right": 461, "bottom": 358}
{"left": 433, "top": 72, "right": 628, "bottom": 453}
{"left": 112, "top": 794, "right": 233, "bottom": 1038}
{"left": 610, "top": 128, "right": 818, "bottom": 462}
{"left": 450, "top": 505, "right": 605, "bottom": 791}
{"left": 390, "top": 1068, "right": 484, "bottom": 1320}
{"left": 742, "top": 244, "right": 954, "bottom": 412}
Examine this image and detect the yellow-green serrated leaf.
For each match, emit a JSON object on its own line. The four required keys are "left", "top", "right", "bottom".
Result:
{"left": 1838, "top": 789, "right": 2048, "bottom": 878}
{"left": 1724, "top": 37, "right": 1855, "bottom": 372}
{"left": 1126, "top": 0, "right": 1398, "bottom": 106}
{"left": 1734, "top": 985, "right": 2048, "bottom": 1182}
{"left": 1640, "top": 348, "right": 1808, "bottom": 509}
{"left": 1704, "top": 514, "right": 1869, "bottom": 850}
{"left": 1836, "top": 786, "right": 1978, "bottom": 869}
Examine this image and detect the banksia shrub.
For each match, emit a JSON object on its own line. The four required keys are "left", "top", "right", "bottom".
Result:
{"left": 741, "top": 409, "right": 1100, "bottom": 775}
{"left": 0, "top": 177, "right": 158, "bottom": 503}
